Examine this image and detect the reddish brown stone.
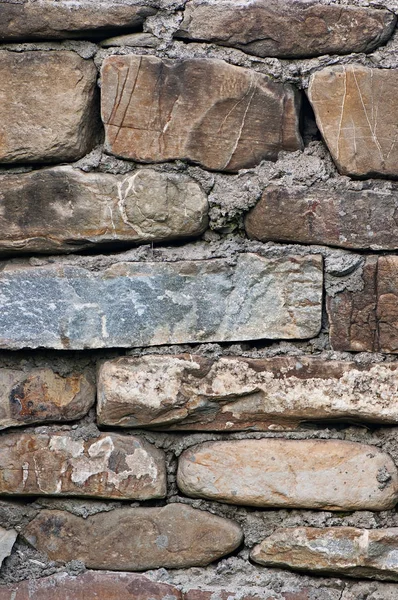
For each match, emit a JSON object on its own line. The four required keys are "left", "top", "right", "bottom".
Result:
{"left": 0, "top": 572, "right": 182, "bottom": 600}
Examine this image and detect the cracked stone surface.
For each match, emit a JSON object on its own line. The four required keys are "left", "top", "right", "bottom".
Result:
{"left": 308, "top": 65, "right": 398, "bottom": 178}
{"left": 0, "top": 167, "right": 208, "bottom": 254}
{"left": 0, "top": 527, "right": 17, "bottom": 569}
{"left": 97, "top": 355, "right": 398, "bottom": 430}
{"left": 101, "top": 55, "right": 302, "bottom": 172}
{"left": 0, "top": 431, "right": 166, "bottom": 500}
{"left": 23, "top": 504, "right": 243, "bottom": 570}
{"left": 0, "top": 368, "right": 95, "bottom": 430}
{"left": 176, "top": 0, "right": 396, "bottom": 58}
{"left": 0, "top": 51, "right": 98, "bottom": 163}
{"left": 0, "top": 253, "right": 323, "bottom": 350}
{"left": 251, "top": 527, "right": 398, "bottom": 582}
{"left": 177, "top": 439, "right": 398, "bottom": 510}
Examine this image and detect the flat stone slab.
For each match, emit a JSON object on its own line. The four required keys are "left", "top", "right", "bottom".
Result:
{"left": 0, "top": 51, "right": 98, "bottom": 163}
{"left": 23, "top": 504, "right": 243, "bottom": 569}
{"left": 177, "top": 439, "right": 398, "bottom": 510}
{"left": 0, "top": 1, "right": 155, "bottom": 41}
{"left": 0, "top": 572, "right": 182, "bottom": 600}
{"left": 0, "top": 253, "right": 323, "bottom": 350}
{"left": 251, "top": 527, "right": 398, "bottom": 582}
{"left": 0, "top": 167, "right": 208, "bottom": 254}
{"left": 308, "top": 66, "right": 398, "bottom": 178}
{"left": 176, "top": 0, "right": 395, "bottom": 58}
{"left": 328, "top": 256, "right": 398, "bottom": 353}
{"left": 0, "top": 367, "right": 95, "bottom": 430}
{"left": 245, "top": 185, "right": 398, "bottom": 250}
{"left": 101, "top": 55, "right": 302, "bottom": 172}
{"left": 97, "top": 355, "right": 398, "bottom": 430}
{"left": 0, "top": 432, "right": 166, "bottom": 500}
{"left": 0, "top": 526, "right": 17, "bottom": 569}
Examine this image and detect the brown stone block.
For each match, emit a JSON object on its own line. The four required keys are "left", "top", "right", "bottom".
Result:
{"left": 0, "top": 432, "right": 166, "bottom": 500}
{"left": 23, "top": 504, "right": 243, "bottom": 569}
{"left": 0, "top": 51, "right": 98, "bottom": 163}
{"left": 101, "top": 55, "right": 302, "bottom": 172}
{"left": 308, "top": 66, "right": 398, "bottom": 178}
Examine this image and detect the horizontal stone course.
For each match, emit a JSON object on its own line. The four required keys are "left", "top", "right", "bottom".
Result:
{"left": 0, "top": 51, "right": 98, "bottom": 163}
{"left": 0, "top": 253, "right": 323, "bottom": 350}
{"left": 23, "top": 504, "right": 243, "bottom": 569}
{"left": 0, "top": 367, "right": 95, "bottom": 430}
{"left": 176, "top": 0, "right": 395, "bottom": 58}
{"left": 177, "top": 439, "right": 398, "bottom": 510}
{"left": 0, "top": 167, "right": 208, "bottom": 254}
{"left": 97, "top": 355, "right": 398, "bottom": 430}
{"left": 101, "top": 55, "right": 302, "bottom": 172}
{"left": 0, "top": 432, "right": 166, "bottom": 499}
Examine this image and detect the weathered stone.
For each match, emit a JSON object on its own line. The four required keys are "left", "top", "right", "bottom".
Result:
{"left": 308, "top": 66, "right": 398, "bottom": 178}
{"left": 0, "top": 51, "right": 98, "bottom": 163}
{"left": 0, "top": 167, "right": 208, "bottom": 254}
{"left": 97, "top": 355, "right": 398, "bottom": 430}
{"left": 101, "top": 55, "right": 302, "bottom": 172}
{"left": 185, "top": 589, "right": 314, "bottom": 600}
{"left": 0, "top": 254, "right": 322, "bottom": 350}
{"left": 0, "top": 432, "right": 166, "bottom": 500}
{"left": 0, "top": 526, "right": 17, "bottom": 568}
{"left": 176, "top": 0, "right": 395, "bottom": 58}
{"left": 251, "top": 527, "right": 398, "bottom": 582}
{"left": 100, "top": 32, "right": 161, "bottom": 48}
{"left": 177, "top": 439, "right": 398, "bottom": 510}
{"left": 0, "top": 1, "right": 155, "bottom": 41}
{"left": 0, "top": 367, "right": 95, "bottom": 430}
{"left": 0, "top": 572, "right": 181, "bottom": 600}
{"left": 327, "top": 256, "right": 398, "bottom": 353}
{"left": 23, "top": 504, "right": 243, "bottom": 569}
{"left": 245, "top": 185, "right": 398, "bottom": 251}
{"left": 343, "top": 582, "right": 398, "bottom": 599}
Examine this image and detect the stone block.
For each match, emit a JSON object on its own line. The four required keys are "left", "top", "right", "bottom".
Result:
{"left": 0, "top": 527, "right": 17, "bottom": 569}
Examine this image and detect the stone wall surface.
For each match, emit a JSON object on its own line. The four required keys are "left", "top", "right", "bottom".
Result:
{"left": 1, "top": 1, "right": 398, "bottom": 599}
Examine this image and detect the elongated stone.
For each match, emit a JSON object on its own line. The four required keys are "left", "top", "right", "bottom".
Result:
{"left": 185, "top": 590, "right": 316, "bottom": 600}
{"left": 0, "top": 1, "right": 155, "bottom": 41}
{"left": 0, "top": 367, "right": 95, "bottom": 430}
{"left": 0, "top": 167, "right": 208, "bottom": 254}
{"left": 97, "top": 355, "right": 398, "bottom": 430}
{"left": 245, "top": 185, "right": 398, "bottom": 250}
{"left": 0, "top": 253, "right": 322, "bottom": 350}
{"left": 0, "top": 527, "right": 17, "bottom": 568}
{"left": 251, "top": 527, "right": 398, "bottom": 582}
{"left": 0, "top": 51, "right": 98, "bottom": 163}
{"left": 0, "top": 432, "right": 166, "bottom": 500}
{"left": 177, "top": 439, "right": 398, "bottom": 510}
{"left": 176, "top": 0, "right": 395, "bottom": 58}
{"left": 101, "top": 55, "right": 302, "bottom": 172}
{"left": 0, "top": 572, "right": 182, "bottom": 600}
{"left": 308, "top": 66, "right": 398, "bottom": 178}
{"left": 23, "top": 505, "right": 243, "bottom": 569}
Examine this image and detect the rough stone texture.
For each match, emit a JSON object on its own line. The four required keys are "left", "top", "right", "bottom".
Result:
{"left": 177, "top": 439, "right": 398, "bottom": 510}
{"left": 0, "top": 527, "right": 17, "bottom": 569}
{"left": 245, "top": 185, "right": 398, "bottom": 251}
{"left": 0, "top": 572, "right": 181, "bottom": 600}
{"left": 0, "top": 432, "right": 166, "bottom": 500}
{"left": 101, "top": 55, "right": 302, "bottom": 172}
{"left": 0, "top": 254, "right": 323, "bottom": 350}
{"left": 0, "top": 51, "right": 98, "bottom": 163}
{"left": 176, "top": 0, "right": 396, "bottom": 58}
{"left": 0, "top": 167, "right": 208, "bottom": 254}
{"left": 0, "top": 1, "right": 156, "bottom": 41}
{"left": 184, "top": 589, "right": 314, "bottom": 600}
{"left": 327, "top": 256, "right": 398, "bottom": 353}
{"left": 251, "top": 527, "right": 398, "bottom": 582}
{"left": 97, "top": 355, "right": 398, "bottom": 430}
{"left": 0, "top": 368, "right": 95, "bottom": 430}
{"left": 23, "top": 504, "right": 243, "bottom": 569}
{"left": 308, "top": 66, "right": 398, "bottom": 178}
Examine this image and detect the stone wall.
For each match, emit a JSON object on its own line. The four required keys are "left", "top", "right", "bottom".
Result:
{"left": 2, "top": 1, "right": 398, "bottom": 598}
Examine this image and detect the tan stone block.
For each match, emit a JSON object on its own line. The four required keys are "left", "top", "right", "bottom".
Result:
{"left": 177, "top": 439, "right": 398, "bottom": 510}
{"left": 0, "top": 51, "right": 98, "bottom": 163}
{"left": 101, "top": 55, "right": 302, "bottom": 172}
{"left": 0, "top": 432, "right": 166, "bottom": 500}
{"left": 23, "top": 504, "right": 243, "bottom": 569}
